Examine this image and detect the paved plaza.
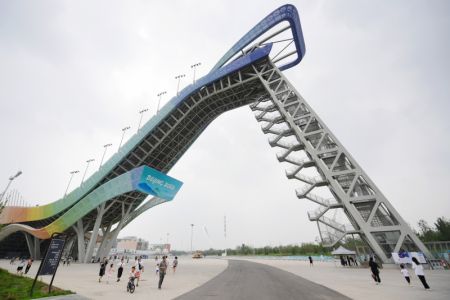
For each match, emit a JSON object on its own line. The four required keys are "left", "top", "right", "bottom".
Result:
{"left": 1, "top": 257, "right": 450, "bottom": 299}
{"left": 243, "top": 258, "right": 450, "bottom": 300}
{"left": 0, "top": 257, "right": 227, "bottom": 300}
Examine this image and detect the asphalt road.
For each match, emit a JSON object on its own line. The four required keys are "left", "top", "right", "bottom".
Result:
{"left": 176, "top": 259, "right": 351, "bottom": 300}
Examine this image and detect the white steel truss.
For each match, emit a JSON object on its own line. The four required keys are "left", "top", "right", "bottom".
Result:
{"left": 249, "top": 60, "right": 432, "bottom": 263}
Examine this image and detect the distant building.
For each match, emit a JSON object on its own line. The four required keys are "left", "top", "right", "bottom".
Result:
{"left": 116, "top": 236, "right": 149, "bottom": 253}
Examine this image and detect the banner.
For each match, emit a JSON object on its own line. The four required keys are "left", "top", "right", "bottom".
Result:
{"left": 392, "top": 251, "right": 427, "bottom": 264}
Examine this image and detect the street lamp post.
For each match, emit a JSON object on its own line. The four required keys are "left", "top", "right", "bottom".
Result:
{"left": 190, "top": 62, "right": 201, "bottom": 84}
{"left": 156, "top": 91, "right": 167, "bottom": 113}
{"left": 99, "top": 143, "right": 112, "bottom": 170}
{"left": 118, "top": 126, "right": 131, "bottom": 151}
{"left": 81, "top": 158, "right": 95, "bottom": 184}
{"left": 63, "top": 170, "right": 79, "bottom": 198}
{"left": 137, "top": 108, "right": 149, "bottom": 132}
{"left": 190, "top": 224, "right": 194, "bottom": 253}
{"left": 175, "top": 74, "right": 185, "bottom": 96}
{"left": 0, "top": 171, "right": 22, "bottom": 204}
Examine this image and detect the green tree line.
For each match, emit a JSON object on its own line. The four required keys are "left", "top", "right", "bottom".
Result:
{"left": 203, "top": 243, "right": 330, "bottom": 256}
{"left": 416, "top": 217, "right": 450, "bottom": 242}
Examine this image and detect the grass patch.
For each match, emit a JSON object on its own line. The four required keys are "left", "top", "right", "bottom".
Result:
{"left": 0, "top": 268, "right": 73, "bottom": 300}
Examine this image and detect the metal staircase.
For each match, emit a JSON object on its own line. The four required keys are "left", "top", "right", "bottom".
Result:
{"left": 249, "top": 60, "right": 433, "bottom": 261}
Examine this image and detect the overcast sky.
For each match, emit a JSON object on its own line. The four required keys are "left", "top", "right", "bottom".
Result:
{"left": 1, "top": 0, "right": 449, "bottom": 251}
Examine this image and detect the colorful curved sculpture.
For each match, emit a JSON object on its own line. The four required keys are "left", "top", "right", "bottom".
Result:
{"left": 0, "top": 166, "right": 182, "bottom": 240}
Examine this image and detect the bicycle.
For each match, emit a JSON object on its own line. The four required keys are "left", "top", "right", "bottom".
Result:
{"left": 127, "top": 276, "right": 136, "bottom": 293}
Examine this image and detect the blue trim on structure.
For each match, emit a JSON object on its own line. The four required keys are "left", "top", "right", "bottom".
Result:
{"left": 1, "top": 5, "right": 302, "bottom": 225}
{"left": 211, "top": 4, "right": 306, "bottom": 72}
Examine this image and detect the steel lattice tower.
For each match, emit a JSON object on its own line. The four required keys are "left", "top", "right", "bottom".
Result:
{"left": 250, "top": 60, "right": 432, "bottom": 262}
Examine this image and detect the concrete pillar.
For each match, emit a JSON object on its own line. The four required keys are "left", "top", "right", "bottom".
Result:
{"left": 83, "top": 203, "right": 106, "bottom": 263}
{"left": 98, "top": 203, "right": 132, "bottom": 259}
{"left": 24, "top": 233, "right": 35, "bottom": 259}
{"left": 72, "top": 219, "right": 86, "bottom": 262}
{"left": 33, "top": 237, "right": 40, "bottom": 259}
{"left": 94, "top": 222, "right": 112, "bottom": 261}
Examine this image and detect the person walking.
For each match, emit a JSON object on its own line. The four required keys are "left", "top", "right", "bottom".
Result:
{"left": 155, "top": 256, "right": 160, "bottom": 276}
{"left": 173, "top": 256, "right": 178, "bottom": 273}
{"left": 117, "top": 258, "right": 125, "bottom": 282}
{"left": 16, "top": 259, "right": 25, "bottom": 275}
{"left": 369, "top": 257, "right": 381, "bottom": 284}
{"left": 158, "top": 256, "right": 168, "bottom": 289}
{"left": 399, "top": 264, "right": 410, "bottom": 285}
{"left": 412, "top": 257, "right": 430, "bottom": 290}
{"left": 308, "top": 256, "right": 313, "bottom": 267}
{"left": 24, "top": 259, "right": 33, "bottom": 274}
{"left": 99, "top": 258, "right": 108, "bottom": 282}
{"left": 106, "top": 262, "right": 115, "bottom": 284}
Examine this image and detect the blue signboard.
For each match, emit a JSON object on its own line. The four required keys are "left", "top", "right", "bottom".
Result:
{"left": 131, "top": 166, "right": 183, "bottom": 200}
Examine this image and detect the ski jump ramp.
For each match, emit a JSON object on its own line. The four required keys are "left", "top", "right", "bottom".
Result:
{"left": 0, "top": 5, "right": 431, "bottom": 263}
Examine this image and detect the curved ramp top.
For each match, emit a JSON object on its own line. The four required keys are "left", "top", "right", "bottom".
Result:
{"left": 0, "top": 4, "right": 306, "bottom": 236}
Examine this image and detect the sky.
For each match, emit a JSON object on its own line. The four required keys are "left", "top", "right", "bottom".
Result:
{"left": 0, "top": 0, "right": 449, "bottom": 251}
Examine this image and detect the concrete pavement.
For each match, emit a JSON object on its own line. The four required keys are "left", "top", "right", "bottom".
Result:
{"left": 0, "top": 257, "right": 228, "bottom": 300}
{"left": 243, "top": 257, "right": 450, "bottom": 300}
{"left": 176, "top": 259, "right": 350, "bottom": 300}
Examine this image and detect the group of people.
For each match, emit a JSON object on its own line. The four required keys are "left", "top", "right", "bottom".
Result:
{"left": 369, "top": 257, "right": 431, "bottom": 290}
{"left": 61, "top": 256, "right": 72, "bottom": 266}
{"left": 12, "top": 258, "right": 34, "bottom": 276}
{"left": 98, "top": 255, "right": 179, "bottom": 291}
{"left": 340, "top": 255, "right": 357, "bottom": 267}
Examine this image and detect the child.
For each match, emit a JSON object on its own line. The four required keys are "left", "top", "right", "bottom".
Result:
{"left": 129, "top": 265, "right": 136, "bottom": 280}
{"left": 128, "top": 266, "right": 136, "bottom": 288}
{"left": 134, "top": 267, "right": 141, "bottom": 287}
{"left": 400, "top": 264, "right": 410, "bottom": 285}
{"left": 106, "top": 263, "right": 115, "bottom": 284}
{"left": 412, "top": 257, "right": 430, "bottom": 290}
{"left": 173, "top": 256, "right": 178, "bottom": 273}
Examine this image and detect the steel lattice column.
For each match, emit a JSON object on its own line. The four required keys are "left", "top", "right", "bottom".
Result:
{"left": 250, "top": 60, "right": 432, "bottom": 263}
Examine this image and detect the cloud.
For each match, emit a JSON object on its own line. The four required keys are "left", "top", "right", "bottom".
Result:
{"left": 0, "top": 0, "right": 449, "bottom": 250}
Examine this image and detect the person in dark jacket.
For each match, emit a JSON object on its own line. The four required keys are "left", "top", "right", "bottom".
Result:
{"left": 99, "top": 258, "right": 108, "bottom": 282}
{"left": 24, "top": 259, "right": 33, "bottom": 274}
{"left": 369, "top": 257, "right": 381, "bottom": 284}
{"left": 117, "top": 258, "right": 125, "bottom": 282}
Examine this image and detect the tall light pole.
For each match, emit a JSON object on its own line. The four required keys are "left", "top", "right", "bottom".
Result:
{"left": 81, "top": 158, "right": 95, "bottom": 184}
{"left": 99, "top": 143, "right": 112, "bottom": 170}
{"left": 190, "top": 223, "right": 194, "bottom": 253}
{"left": 0, "top": 171, "right": 22, "bottom": 204}
{"left": 118, "top": 126, "right": 131, "bottom": 151}
{"left": 63, "top": 170, "right": 79, "bottom": 198}
{"left": 137, "top": 108, "right": 149, "bottom": 132}
{"left": 175, "top": 74, "right": 185, "bottom": 96}
{"left": 224, "top": 215, "right": 227, "bottom": 256}
{"left": 156, "top": 91, "right": 167, "bottom": 113}
{"left": 191, "top": 62, "right": 201, "bottom": 84}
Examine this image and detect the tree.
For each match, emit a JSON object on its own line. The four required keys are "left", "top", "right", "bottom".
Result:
{"left": 417, "top": 217, "right": 450, "bottom": 242}
{"left": 434, "top": 217, "right": 450, "bottom": 241}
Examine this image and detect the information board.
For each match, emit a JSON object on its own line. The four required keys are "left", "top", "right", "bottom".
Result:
{"left": 39, "top": 238, "right": 65, "bottom": 275}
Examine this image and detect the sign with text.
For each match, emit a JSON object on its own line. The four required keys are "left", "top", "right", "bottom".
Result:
{"left": 132, "top": 166, "right": 183, "bottom": 201}
{"left": 39, "top": 238, "right": 65, "bottom": 275}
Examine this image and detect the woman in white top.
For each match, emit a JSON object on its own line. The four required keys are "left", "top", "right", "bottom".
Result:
{"left": 411, "top": 257, "right": 430, "bottom": 290}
